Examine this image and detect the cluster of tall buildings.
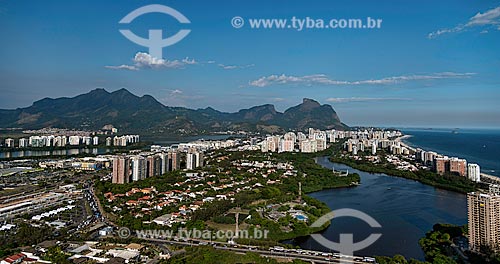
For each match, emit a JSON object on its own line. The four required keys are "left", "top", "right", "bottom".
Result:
{"left": 340, "top": 130, "right": 405, "bottom": 156}
{"left": 259, "top": 129, "right": 332, "bottom": 153}
{"left": 415, "top": 150, "right": 480, "bottom": 181}
{"left": 3, "top": 135, "right": 98, "bottom": 148}
{"left": 112, "top": 151, "right": 181, "bottom": 184}
{"left": 186, "top": 150, "right": 204, "bottom": 170}
{"left": 344, "top": 138, "right": 409, "bottom": 156}
{"left": 107, "top": 135, "right": 140, "bottom": 147}
{"left": 339, "top": 129, "right": 402, "bottom": 142}
{"left": 3, "top": 134, "right": 139, "bottom": 148}
{"left": 468, "top": 185, "right": 500, "bottom": 253}
{"left": 258, "top": 129, "right": 403, "bottom": 154}
{"left": 336, "top": 130, "right": 482, "bottom": 182}
{"left": 112, "top": 148, "right": 205, "bottom": 184}
{"left": 261, "top": 133, "right": 326, "bottom": 153}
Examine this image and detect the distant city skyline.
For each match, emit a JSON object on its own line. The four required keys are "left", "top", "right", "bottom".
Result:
{"left": 1, "top": 0, "right": 499, "bottom": 128}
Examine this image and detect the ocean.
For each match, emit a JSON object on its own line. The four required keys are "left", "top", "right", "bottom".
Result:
{"left": 401, "top": 128, "right": 500, "bottom": 177}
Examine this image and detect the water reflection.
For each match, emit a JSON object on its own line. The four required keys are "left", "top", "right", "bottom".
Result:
{"left": 0, "top": 148, "right": 112, "bottom": 158}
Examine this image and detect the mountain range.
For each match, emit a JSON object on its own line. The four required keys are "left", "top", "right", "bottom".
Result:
{"left": 0, "top": 88, "right": 348, "bottom": 135}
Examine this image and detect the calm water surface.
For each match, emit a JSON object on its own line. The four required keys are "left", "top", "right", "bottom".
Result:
{"left": 286, "top": 156, "right": 467, "bottom": 260}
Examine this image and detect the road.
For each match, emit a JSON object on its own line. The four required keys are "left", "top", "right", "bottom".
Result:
{"left": 87, "top": 180, "right": 116, "bottom": 227}
{"left": 140, "top": 237, "right": 375, "bottom": 264}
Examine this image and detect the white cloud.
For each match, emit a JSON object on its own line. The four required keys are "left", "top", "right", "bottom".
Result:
{"left": 249, "top": 72, "right": 475, "bottom": 87}
{"left": 170, "top": 89, "right": 183, "bottom": 95}
{"left": 271, "top": 97, "right": 285, "bottom": 102}
{"left": 106, "top": 53, "right": 254, "bottom": 71}
{"left": 427, "top": 27, "right": 465, "bottom": 39}
{"left": 250, "top": 74, "right": 345, "bottom": 87}
{"left": 105, "top": 52, "right": 198, "bottom": 70}
{"left": 104, "top": 65, "right": 139, "bottom": 71}
{"left": 428, "top": 6, "right": 500, "bottom": 38}
{"left": 133, "top": 52, "right": 198, "bottom": 69}
{"left": 218, "top": 63, "right": 255, "bottom": 70}
{"left": 181, "top": 57, "right": 197, "bottom": 65}
{"left": 218, "top": 64, "right": 237, "bottom": 70}
{"left": 326, "top": 97, "right": 412, "bottom": 103}
{"left": 467, "top": 7, "right": 500, "bottom": 26}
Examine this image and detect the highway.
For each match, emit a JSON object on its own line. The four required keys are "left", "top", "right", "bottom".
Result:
{"left": 140, "top": 237, "right": 376, "bottom": 264}
{"left": 86, "top": 181, "right": 377, "bottom": 263}
{"left": 87, "top": 180, "right": 116, "bottom": 227}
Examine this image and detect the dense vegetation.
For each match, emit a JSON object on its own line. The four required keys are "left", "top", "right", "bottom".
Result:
{"left": 0, "top": 223, "right": 56, "bottom": 258}
{"left": 418, "top": 223, "right": 464, "bottom": 263}
{"left": 378, "top": 223, "right": 500, "bottom": 264}
{"left": 468, "top": 249, "right": 500, "bottom": 264}
{"left": 275, "top": 151, "right": 360, "bottom": 193}
{"left": 375, "top": 255, "right": 427, "bottom": 264}
{"left": 376, "top": 224, "right": 464, "bottom": 264}
{"left": 43, "top": 246, "right": 71, "bottom": 264}
{"left": 94, "top": 171, "right": 188, "bottom": 230}
{"left": 329, "top": 155, "right": 478, "bottom": 194}
{"left": 184, "top": 149, "right": 356, "bottom": 242}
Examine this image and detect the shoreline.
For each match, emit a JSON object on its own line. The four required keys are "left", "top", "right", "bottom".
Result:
{"left": 399, "top": 131, "right": 500, "bottom": 180}
{"left": 300, "top": 156, "right": 466, "bottom": 260}
{"left": 480, "top": 173, "right": 500, "bottom": 184}
{"left": 395, "top": 135, "right": 416, "bottom": 152}
{"left": 328, "top": 153, "right": 476, "bottom": 194}
{"left": 395, "top": 134, "right": 413, "bottom": 141}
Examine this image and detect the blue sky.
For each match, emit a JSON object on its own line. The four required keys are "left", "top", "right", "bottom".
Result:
{"left": 0, "top": 0, "right": 499, "bottom": 128}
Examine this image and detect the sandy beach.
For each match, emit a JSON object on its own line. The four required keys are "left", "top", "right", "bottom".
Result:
{"left": 481, "top": 173, "right": 500, "bottom": 184}
{"left": 395, "top": 135, "right": 413, "bottom": 141}
{"left": 395, "top": 135, "right": 416, "bottom": 152}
